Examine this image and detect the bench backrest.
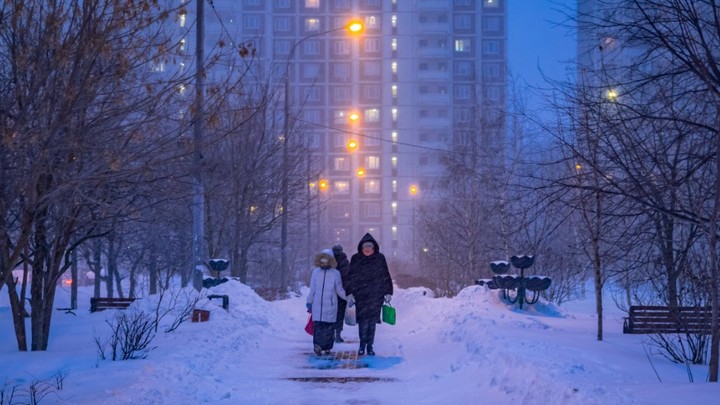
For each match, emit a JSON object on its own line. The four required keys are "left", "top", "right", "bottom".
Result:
{"left": 626, "top": 305, "right": 711, "bottom": 334}
{"left": 90, "top": 297, "right": 136, "bottom": 312}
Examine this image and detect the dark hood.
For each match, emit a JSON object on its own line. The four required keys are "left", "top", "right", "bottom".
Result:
{"left": 356, "top": 233, "right": 379, "bottom": 254}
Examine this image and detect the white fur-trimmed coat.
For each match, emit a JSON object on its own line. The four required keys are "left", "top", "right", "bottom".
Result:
{"left": 307, "top": 252, "right": 347, "bottom": 323}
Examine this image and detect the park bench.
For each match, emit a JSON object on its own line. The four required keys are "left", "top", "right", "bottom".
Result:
{"left": 208, "top": 294, "right": 229, "bottom": 310}
{"left": 623, "top": 305, "right": 712, "bottom": 334}
{"left": 90, "top": 297, "right": 136, "bottom": 313}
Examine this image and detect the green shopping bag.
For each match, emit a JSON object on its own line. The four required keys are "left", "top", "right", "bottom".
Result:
{"left": 382, "top": 304, "right": 396, "bottom": 325}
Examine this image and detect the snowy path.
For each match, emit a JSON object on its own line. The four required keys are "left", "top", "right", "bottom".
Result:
{"left": 3, "top": 281, "right": 720, "bottom": 404}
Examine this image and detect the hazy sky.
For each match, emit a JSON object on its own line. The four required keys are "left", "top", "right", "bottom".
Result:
{"left": 508, "top": 0, "right": 576, "bottom": 89}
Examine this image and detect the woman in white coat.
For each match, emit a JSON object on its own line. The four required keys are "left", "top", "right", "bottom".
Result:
{"left": 306, "top": 249, "right": 352, "bottom": 355}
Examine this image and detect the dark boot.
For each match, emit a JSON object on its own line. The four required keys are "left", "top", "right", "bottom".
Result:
{"left": 335, "top": 330, "right": 344, "bottom": 343}
{"left": 358, "top": 344, "right": 366, "bottom": 356}
{"left": 366, "top": 345, "right": 375, "bottom": 356}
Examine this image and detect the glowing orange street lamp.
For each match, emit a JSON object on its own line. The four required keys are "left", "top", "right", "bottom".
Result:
{"left": 348, "top": 111, "right": 360, "bottom": 123}
{"left": 356, "top": 168, "right": 366, "bottom": 177}
{"left": 409, "top": 184, "right": 419, "bottom": 196}
{"left": 318, "top": 179, "right": 329, "bottom": 191}
{"left": 347, "top": 139, "right": 358, "bottom": 151}
{"left": 347, "top": 20, "right": 364, "bottom": 34}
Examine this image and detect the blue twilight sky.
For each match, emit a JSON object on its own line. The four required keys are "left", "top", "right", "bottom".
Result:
{"left": 508, "top": 0, "right": 576, "bottom": 91}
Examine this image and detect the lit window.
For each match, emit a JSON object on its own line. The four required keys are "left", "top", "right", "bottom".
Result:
{"left": 391, "top": 38, "right": 397, "bottom": 51}
{"left": 366, "top": 15, "right": 378, "bottom": 28}
{"left": 483, "top": 0, "right": 499, "bottom": 8}
{"left": 179, "top": 38, "right": 186, "bottom": 51}
{"left": 364, "top": 180, "right": 381, "bottom": 194}
{"left": 334, "top": 181, "right": 350, "bottom": 194}
{"left": 391, "top": 131, "right": 398, "bottom": 143}
{"left": 306, "top": 18, "right": 320, "bottom": 31}
{"left": 391, "top": 155, "right": 397, "bottom": 168}
{"left": 391, "top": 202, "right": 398, "bottom": 216}
{"left": 455, "top": 39, "right": 471, "bottom": 52}
{"left": 391, "top": 61, "right": 397, "bottom": 73}
{"left": 391, "top": 108, "right": 398, "bottom": 122}
{"left": 305, "top": 0, "right": 319, "bottom": 8}
{"left": 152, "top": 61, "right": 165, "bottom": 72}
{"left": 365, "top": 109, "right": 380, "bottom": 122}
{"left": 367, "top": 156, "right": 380, "bottom": 169}
{"left": 392, "top": 180, "right": 397, "bottom": 192}
{"left": 391, "top": 85, "right": 397, "bottom": 98}
{"left": 179, "top": 13, "right": 186, "bottom": 27}
{"left": 391, "top": 15, "right": 397, "bottom": 27}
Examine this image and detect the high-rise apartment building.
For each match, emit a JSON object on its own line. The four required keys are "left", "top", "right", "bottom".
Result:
{"left": 178, "top": 0, "right": 507, "bottom": 268}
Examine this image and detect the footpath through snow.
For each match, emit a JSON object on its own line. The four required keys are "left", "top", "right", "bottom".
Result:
{"left": 2, "top": 280, "right": 720, "bottom": 404}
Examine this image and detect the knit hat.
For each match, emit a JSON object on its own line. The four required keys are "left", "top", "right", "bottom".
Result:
{"left": 332, "top": 244, "right": 343, "bottom": 254}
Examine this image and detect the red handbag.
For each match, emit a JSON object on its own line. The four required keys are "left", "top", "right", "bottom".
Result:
{"left": 304, "top": 315, "right": 314, "bottom": 335}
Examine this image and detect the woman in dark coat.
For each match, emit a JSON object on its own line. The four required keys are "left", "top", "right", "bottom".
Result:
{"left": 345, "top": 233, "right": 393, "bottom": 356}
{"left": 332, "top": 244, "right": 351, "bottom": 343}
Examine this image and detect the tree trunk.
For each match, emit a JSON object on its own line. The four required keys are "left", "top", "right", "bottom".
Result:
{"left": 92, "top": 239, "right": 102, "bottom": 298}
{"left": 5, "top": 276, "right": 27, "bottom": 351}
{"left": 149, "top": 247, "right": 158, "bottom": 295}
{"left": 593, "top": 187, "right": 603, "bottom": 342}
{"left": 106, "top": 236, "right": 115, "bottom": 298}
{"left": 708, "top": 110, "right": 720, "bottom": 382}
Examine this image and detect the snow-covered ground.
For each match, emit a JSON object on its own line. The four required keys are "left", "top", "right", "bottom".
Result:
{"left": 2, "top": 280, "right": 719, "bottom": 404}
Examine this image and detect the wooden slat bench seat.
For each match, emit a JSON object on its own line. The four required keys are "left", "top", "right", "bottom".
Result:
{"left": 90, "top": 297, "right": 136, "bottom": 313}
{"left": 623, "top": 305, "right": 712, "bottom": 334}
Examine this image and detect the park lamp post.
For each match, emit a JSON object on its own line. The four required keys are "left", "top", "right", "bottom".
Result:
{"left": 409, "top": 184, "right": 419, "bottom": 261}
{"left": 280, "top": 20, "right": 363, "bottom": 291}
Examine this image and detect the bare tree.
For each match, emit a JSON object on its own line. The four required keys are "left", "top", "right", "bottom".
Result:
{"left": 551, "top": 0, "right": 720, "bottom": 377}
{"left": 0, "top": 0, "right": 188, "bottom": 351}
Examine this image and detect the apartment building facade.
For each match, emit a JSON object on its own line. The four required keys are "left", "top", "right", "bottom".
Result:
{"left": 180, "top": 0, "right": 507, "bottom": 267}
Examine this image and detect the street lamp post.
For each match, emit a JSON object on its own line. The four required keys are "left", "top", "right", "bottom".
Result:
{"left": 279, "top": 20, "right": 363, "bottom": 291}
{"left": 409, "top": 184, "right": 419, "bottom": 262}
{"left": 191, "top": 0, "right": 206, "bottom": 291}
